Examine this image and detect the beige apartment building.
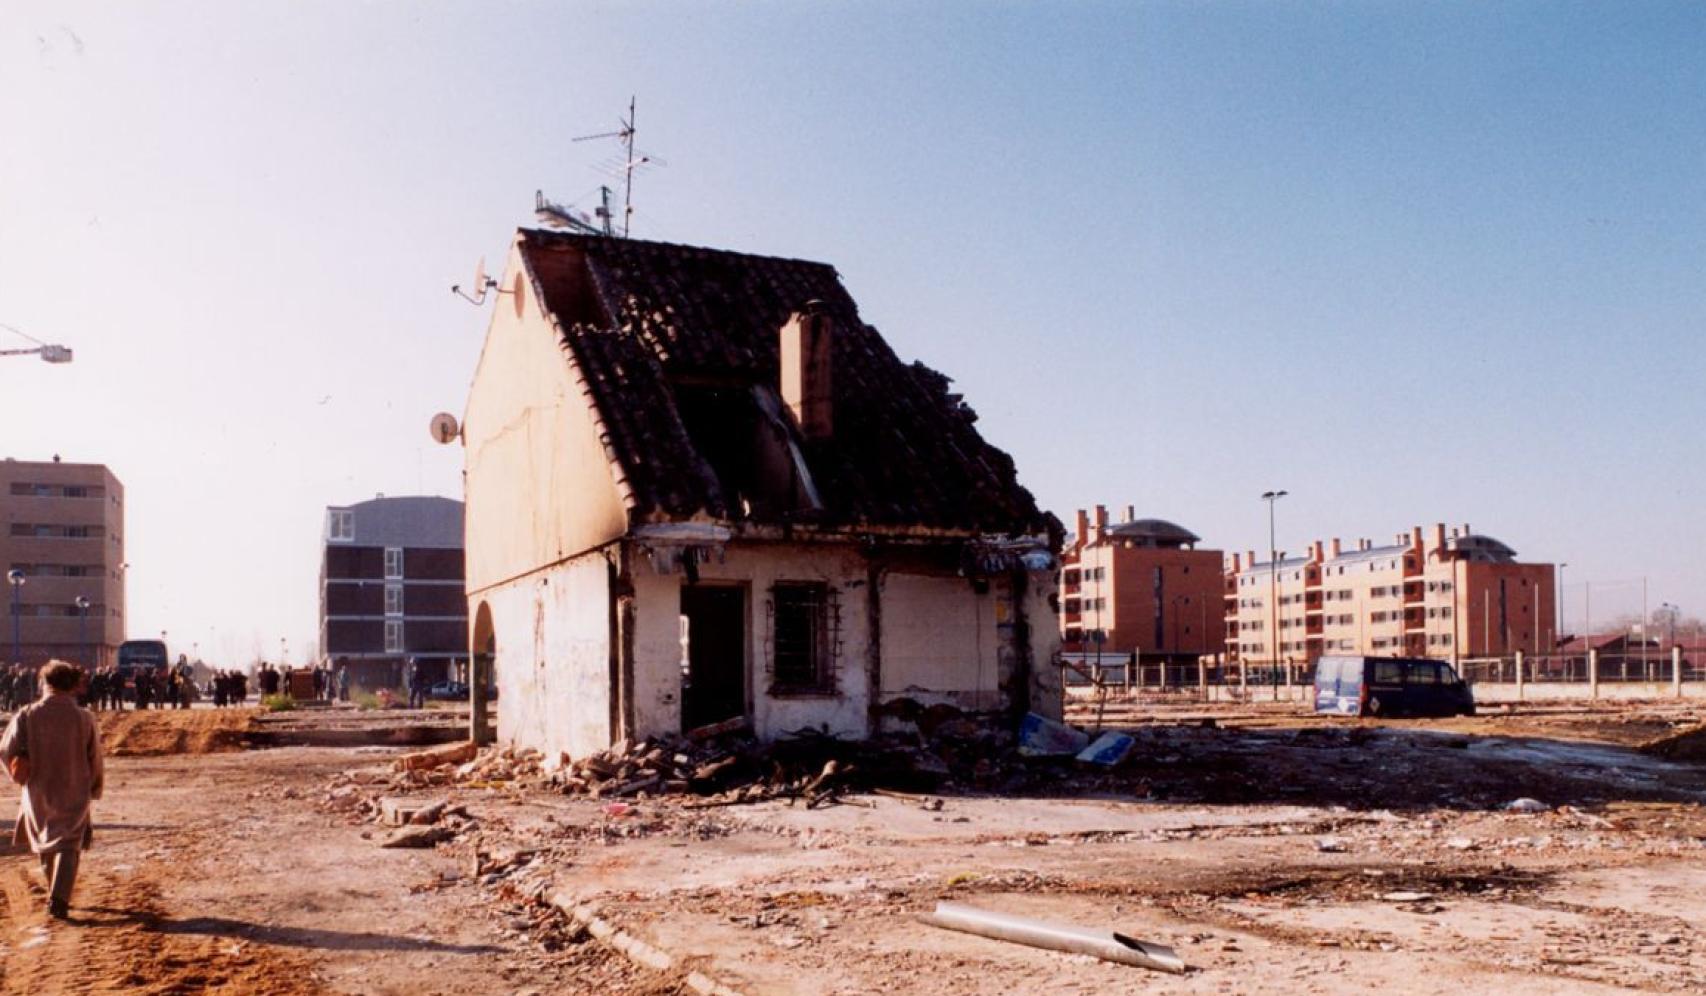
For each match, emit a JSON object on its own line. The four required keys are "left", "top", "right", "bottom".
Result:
{"left": 1225, "top": 523, "right": 1554, "bottom": 668}
{"left": 1, "top": 458, "right": 126, "bottom": 667}
{"left": 1060, "top": 505, "right": 1225, "bottom": 664}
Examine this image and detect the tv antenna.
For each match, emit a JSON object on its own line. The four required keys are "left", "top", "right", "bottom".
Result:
{"left": 538, "top": 96, "right": 662, "bottom": 239}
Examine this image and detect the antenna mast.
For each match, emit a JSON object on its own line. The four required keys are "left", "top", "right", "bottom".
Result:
{"left": 620, "top": 96, "right": 636, "bottom": 238}
{"left": 541, "top": 97, "right": 661, "bottom": 239}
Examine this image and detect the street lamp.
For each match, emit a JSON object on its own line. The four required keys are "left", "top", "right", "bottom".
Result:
{"left": 1659, "top": 602, "right": 1679, "bottom": 649}
{"left": 7, "top": 569, "right": 25, "bottom": 665}
{"left": 74, "top": 596, "right": 90, "bottom": 666}
{"left": 1261, "top": 490, "right": 1288, "bottom": 687}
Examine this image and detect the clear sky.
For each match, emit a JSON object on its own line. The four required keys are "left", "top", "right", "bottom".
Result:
{"left": 3, "top": 2, "right": 1702, "bottom": 662}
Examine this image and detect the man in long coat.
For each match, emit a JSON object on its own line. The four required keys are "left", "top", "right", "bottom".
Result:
{"left": 2, "top": 661, "right": 104, "bottom": 919}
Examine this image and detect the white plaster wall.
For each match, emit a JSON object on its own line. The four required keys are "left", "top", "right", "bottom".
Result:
{"left": 480, "top": 552, "right": 614, "bottom": 762}
{"left": 463, "top": 240, "right": 628, "bottom": 594}
{"left": 1022, "top": 572, "right": 1065, "bottom": 720}
{"left": 628, "top": 541, "right": 876, "bottom": 742}
{"left": 880, "top": 572, "right": 1002, "bottom": 710}
{"left": 628, "top": 542, "right": 1054, "bottom": 740}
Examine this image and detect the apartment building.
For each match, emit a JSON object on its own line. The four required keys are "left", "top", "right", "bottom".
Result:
{"left": 1, "top": 458, "right": 125, "bottom": 667}
{"left": 1225, "top": 523, "right": 1555, "bottom": 667}
{"left": 1060, "top": 505, "right": 1225, "bottom": 663}
{"left": 319, "top": 495, "right": 466, "bottom": 690}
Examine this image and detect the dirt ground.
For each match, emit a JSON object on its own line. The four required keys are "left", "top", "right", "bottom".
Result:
{"left": 2, "top": 700, "right": 1704, "bottom": 994}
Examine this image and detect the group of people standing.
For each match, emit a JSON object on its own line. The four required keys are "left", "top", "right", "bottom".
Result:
{"left": 207, "top": 670, "right": 249, "bottom": 707}
{"left": 85, "top": 665, "right": 195, "bottom": 711}
{"left": 252, "top": 661, "right": 343, "bottom": 702}
{"left": 1, "top": 665, "right": 38, "bottom": 712}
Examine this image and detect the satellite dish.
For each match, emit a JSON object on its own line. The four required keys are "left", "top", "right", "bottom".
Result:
{"left": 429, "top": 412, "right": 461, "bottom": 445}
{"left": 450, "top": 257, "right": 497, "bottom": 306}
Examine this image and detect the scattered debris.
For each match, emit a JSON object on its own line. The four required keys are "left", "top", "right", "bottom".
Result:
{"left": 380, "top": 825, "right": 454, "bottom": 849}
{"left": 394, "top": 741, "right": 478, "bottom": 773}
{"left": 1018, "top": 713, "right": 1091, "bottom": 757}
{"left": 1076, "top": 732, "right": 1136, "bottom": 766}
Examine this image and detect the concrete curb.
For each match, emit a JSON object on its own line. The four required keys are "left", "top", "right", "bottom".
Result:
{"left": 547, "top": 889, "right": 745, "bottom": 996}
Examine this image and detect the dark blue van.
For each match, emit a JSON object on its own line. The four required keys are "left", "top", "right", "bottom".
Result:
{"left": 1313, "top": 655, "right": 1474, "bottom": 718}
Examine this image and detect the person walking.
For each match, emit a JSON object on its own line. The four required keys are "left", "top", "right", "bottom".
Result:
{"left": 406, "top": 658, "right": 425, "bottom": 710}
{"left": 1, "top": 661, "right": 104, "bottom": 919}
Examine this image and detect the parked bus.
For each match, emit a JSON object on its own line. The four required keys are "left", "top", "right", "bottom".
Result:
{"left": 117, "top": 638, "right": 169, "bottom": 679}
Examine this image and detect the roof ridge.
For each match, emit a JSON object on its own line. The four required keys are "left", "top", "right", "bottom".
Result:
{"left": 518, "top": 228, "right": 841, "bottom": 275}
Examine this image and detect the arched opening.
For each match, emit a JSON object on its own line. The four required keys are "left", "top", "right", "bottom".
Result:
{"left": 470, "top": 601, "right": 496, "bottom": 744}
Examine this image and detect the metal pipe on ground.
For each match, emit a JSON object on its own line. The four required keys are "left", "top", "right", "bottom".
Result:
{"left": 921, "top": 901, "right": 1187, "bottom": 974}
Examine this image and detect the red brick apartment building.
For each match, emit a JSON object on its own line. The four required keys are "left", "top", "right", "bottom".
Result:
{"left": 1060, "top": 505, "right": 1226, "bottom": 664}
{"left": 1, "top": 458, "right": 126, "bottom": 667}
{"left": 1225, "top": 523, "right": 1555, "bottom": 668}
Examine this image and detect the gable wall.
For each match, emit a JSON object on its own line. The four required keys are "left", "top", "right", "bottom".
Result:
{"left": 463, "top": 240, "right": 629, "bottom": 595}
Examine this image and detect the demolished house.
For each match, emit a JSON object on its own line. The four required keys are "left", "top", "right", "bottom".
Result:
{"left": 461, "top": 230, "right": 1061, "bottom": 760}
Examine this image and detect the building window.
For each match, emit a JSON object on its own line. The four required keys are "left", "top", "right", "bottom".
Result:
{"left": 385, "top": 585, "right": 403, "bottom": 616}
{"left": 384, "top": 619, "right": 404, "bottom": 653}
{"left": 768, "top": 583, "right": 837, "bottom": 693}
{"left": 384, "top": 547, "right": 403, "bottom": 579}
{"left": 328, "top": 509, "right": 355, "bottom": 543}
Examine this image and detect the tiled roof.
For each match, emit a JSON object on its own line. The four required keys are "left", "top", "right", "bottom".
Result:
{"left": 517, "top": 230, "right": 1052, "bottom": 537}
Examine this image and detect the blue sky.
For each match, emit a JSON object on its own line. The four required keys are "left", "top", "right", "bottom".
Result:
{"left": 3, "top": 2, "right": 1701, "bottom": 661}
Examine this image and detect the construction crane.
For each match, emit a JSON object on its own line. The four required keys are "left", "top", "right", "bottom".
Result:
{"left": 0, "top": 322, "right": 73, "bottom": 363}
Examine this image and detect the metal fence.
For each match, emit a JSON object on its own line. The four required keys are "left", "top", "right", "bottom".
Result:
{"left": 1061, "top": 650, "right": 1705, "bottom": 702}
{"left": 1458, "top": 652, "right": 1705, "bottom": 685}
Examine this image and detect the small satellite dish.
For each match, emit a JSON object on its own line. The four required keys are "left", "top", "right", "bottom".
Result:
{"left": 429, "top": 412, "right": 461, "bottom": 445}
{"left": 451, "top": 257, "right": 498, "bottom": 306}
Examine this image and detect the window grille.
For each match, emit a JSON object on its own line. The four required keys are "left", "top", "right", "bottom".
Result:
{"left": 764, "top": 582, "right": 841, "bottom": 694}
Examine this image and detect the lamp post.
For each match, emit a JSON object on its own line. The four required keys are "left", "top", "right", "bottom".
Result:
{"left": 7, "top": 569, "right": 25, "bottom": 664}
{"left": 1261, "top": 490, "right": 1288, "bottom": 688}
{"left": 1659, "top": 602, "right": 1679, "bottom": 649}
{"left": 74, "top": 595, "right": 90, "bottom": 666}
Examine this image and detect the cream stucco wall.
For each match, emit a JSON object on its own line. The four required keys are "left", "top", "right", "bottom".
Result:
{"left": 479, "top": 551, "right": 614, "bottom": 762}
{"left": 463, "top": 240, "right": 628, "bottom": 595}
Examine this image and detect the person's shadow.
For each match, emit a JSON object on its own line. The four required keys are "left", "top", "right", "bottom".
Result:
{"left": 74, "top": 906, "right": 507, "bottom": 954}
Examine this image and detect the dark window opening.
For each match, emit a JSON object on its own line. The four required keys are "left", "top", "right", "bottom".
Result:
{"left": 674, "top": 382, "right": 815, "bottom": 519}
{"left": 768, "top": 582, "right": 838, "bottom": 693}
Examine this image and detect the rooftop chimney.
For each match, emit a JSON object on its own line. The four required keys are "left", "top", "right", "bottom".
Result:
{"left": 1231, "top": 552, "right": 1242, "bottom": 572}
{"left": 1094, "top": 504, "right": 1108, "bottom": 529}
{"left": 780, "top": 302, "right": 834, "bottom": 440}
{"left": 1433, "top": 523, "right": 1446, "bottom": 551}
{"left": 1312, "top": 540, "right": 1324, "bottom": 562}
{"left": 1411, "top": 526, "right": 1423, "bottom": 548}
{"left": 1075, "top": 509, "right": 1088, "bottom": 550}
{"left": 1331, "top": 538, "right": 1342, "bottom": 557}
{"left": 1124, "top": 504, "right": 1135, "bottom": 523}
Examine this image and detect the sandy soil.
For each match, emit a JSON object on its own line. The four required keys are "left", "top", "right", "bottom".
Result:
{"left": 0, "top": 737, "right": 679, "bottom": 995}
{"left": 96, "top": 708, "right": 258, "bottom": 757}
{"left": 3, "top": 702, "right": 1703, "bottom": 994}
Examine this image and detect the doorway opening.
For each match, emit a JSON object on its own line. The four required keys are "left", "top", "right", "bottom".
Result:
{"left": 680, "top": 584, "right": 746, "bottom": 731}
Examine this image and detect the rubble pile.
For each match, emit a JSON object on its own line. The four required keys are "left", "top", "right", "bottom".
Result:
{"left": 542, "top": 705, "right": 1067, "bottom": 805}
